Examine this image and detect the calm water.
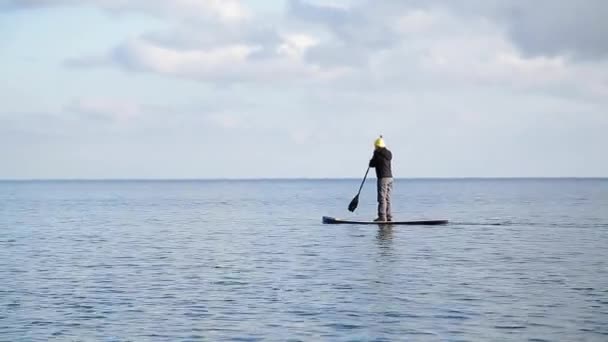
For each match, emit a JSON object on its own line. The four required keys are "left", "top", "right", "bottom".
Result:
{"left": 1, "top": 179, "right": 607, "bottom": 341}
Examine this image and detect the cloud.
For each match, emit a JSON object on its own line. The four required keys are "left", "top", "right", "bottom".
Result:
{"left": 288, "top": 0, "right": 353, "bottom": 26}
{"left": 288, "top": 0, "right": 401, "bottom": 68}
{"left": 49, "top": 0, "right": 605, "bottom": 94}
{"left": 399, "top": 0, "right": 608, "bottom": 59}
{"left": 11, "top": 0, "right": 608, "bottom": 79}
{"left": 282, "top": 0, "right": 608, "bottom": 100}
{"left": 66, "top": 30, "right": 350, "bottom": 83}
{"left": 6, "top": 0, "right": 604, "bottom": 100}
{"left": 113, "top": 39, "right": 257, "bottom": 74}
{"left": 288, "top": 0, "right": 608, "bottom": 62}
{"left": 141, "top": 24, "right": 282, "bottom": 52}
{"left": 1, "top": 0, "right": 250, "bottom": 23}
{"left": 472, "top": 0, "right": 608, "bottom": 60}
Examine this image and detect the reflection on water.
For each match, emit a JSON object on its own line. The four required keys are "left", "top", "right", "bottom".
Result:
{"left": 376, "top": 226, "right": 394, "bottom": 244}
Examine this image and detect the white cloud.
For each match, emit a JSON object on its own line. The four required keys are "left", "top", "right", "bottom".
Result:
{"left": 276, "top": 33, "right": 319, "bottom": 60}
{"left": 2, "top": 0, "right": 250, "bottom": 23}
{"left": 68, "top": 30, "right": 349, "bottom": 83}
{"left": 54, "top": 0, "right": 606, "bottom": 95}
{"left": 114, "top": 39, "right": 258, "bottom": 74}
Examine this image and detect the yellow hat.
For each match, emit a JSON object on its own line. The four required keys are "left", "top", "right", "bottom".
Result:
{"left": 374, "top": 135, "right": 385, "bottom": 148}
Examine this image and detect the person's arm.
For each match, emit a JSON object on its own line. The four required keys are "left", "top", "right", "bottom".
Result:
{"left": 369, "top": 150, "right": 378, "bottom": 167}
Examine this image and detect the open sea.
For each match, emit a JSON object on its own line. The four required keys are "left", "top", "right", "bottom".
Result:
{"left": 1, "top": 178, "right": 607, "bottom": 341}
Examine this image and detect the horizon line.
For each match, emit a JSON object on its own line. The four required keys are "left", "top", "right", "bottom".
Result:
{"left": 1, "top": 176, "right": 607, "bottom": 182}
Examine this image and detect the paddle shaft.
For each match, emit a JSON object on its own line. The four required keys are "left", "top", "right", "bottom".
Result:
{"left": 356, "top": 166, "right": 370, "bottom": 196}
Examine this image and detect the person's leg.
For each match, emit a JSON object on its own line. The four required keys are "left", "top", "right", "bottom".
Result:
{"left": 377, "top": 178, "right": 387, "bottom": 221}
{"left": 386, "top": 178, "right": 393, "bottom": 221}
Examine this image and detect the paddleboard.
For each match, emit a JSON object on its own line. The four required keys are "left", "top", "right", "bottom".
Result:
{"left": 322, "top": 216, "right": 448, "bottom": 226}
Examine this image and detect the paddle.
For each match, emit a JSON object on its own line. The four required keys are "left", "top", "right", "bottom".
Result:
{"left": 348, "top": 166, "right": 370, "bottom": 212}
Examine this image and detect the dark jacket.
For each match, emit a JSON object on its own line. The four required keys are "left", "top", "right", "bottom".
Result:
{"left": 369, "top": 147, "right": 393, "bottom": 178}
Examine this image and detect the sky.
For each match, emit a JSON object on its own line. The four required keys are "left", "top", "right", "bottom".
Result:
{"left": 1, "top": 0, "right": 607, "bottom": 179}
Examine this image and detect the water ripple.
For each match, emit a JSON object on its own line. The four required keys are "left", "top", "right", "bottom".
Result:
{"left": 1, "top": 179, "right": 608, "bottom": 341}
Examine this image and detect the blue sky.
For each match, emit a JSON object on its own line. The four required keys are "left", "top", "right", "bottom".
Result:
{"left": 1, "top": 0, "right": 607, "bottom": 179}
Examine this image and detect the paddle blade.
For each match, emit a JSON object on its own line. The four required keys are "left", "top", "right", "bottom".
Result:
{"left": 348, "top": 194, "right": 359, "bottom": 212}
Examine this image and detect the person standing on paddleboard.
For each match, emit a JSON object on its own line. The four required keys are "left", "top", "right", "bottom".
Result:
{"left": 369, "top": 136, "right": 393, "bottom": 222}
